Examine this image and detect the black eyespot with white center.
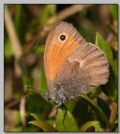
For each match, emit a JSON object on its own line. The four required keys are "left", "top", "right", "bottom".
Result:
{"left": 60, "top": 34, "right": 66, "bottom": 41}
{"left": 58, "top": 33, "right": 68, "bottom": 43}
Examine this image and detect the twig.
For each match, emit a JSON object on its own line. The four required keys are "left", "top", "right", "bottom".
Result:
{"left": 105, "top": 102, "right": 117, "bottom": 131}
{"left": 109, "top": 102, "right": 117, "bottom": 126}
{"left": 57, "top": 4, "right": 90, "bottom": 21}
{"left": 106, "top": 33, "right": 118, "bottom": 52}
{"left": 99, "top": 92, "right": 112, "bottom": 104}
{"left": 5, "top": 99, "right": 19, "bottom": 109}
{"left": 48, "top": 106, "right": 58, "bottom": 118}
{"left": 23, "top": 5, "right": 91, "bottom": 54}
{"left": 5, "top": 6, "right": 24, "bottom": 76}
{"left": 5, "top": 6, "right": 29, "bottom": 76}
{"left": 19, "top": 96, "right": 26, "bottom": 127}
{"left": 5, "top": 5, "right": 22, "bottom": 60}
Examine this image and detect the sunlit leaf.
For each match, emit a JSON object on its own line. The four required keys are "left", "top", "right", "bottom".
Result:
{"left": 79, "top": 121, "right": 104, "bottom": 132}
{"left": 29, "top": 120, "right": 56, "bottom": 132}
{"left": 65, "top": 100, "right": 76, "bottom": 113}
{"left": 40, "top": 65, "right": 48, "bottom": 95}
{"left": 30, "top": 113, "right": 42, "bottom": 121}
{"left": 46, "top": 119, "right": 55, "bottom": 127}
{"left": 56, "top": 109, "right": 79, "bottom": 132}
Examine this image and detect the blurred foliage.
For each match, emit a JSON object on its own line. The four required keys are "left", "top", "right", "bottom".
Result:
{"left": 110, "top": 5, "right": 118, "bottom": 20}
{"left": 4, "top": 4, "right": 118, "bottom": 132}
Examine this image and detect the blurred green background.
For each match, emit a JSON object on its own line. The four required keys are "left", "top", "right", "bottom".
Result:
{"left": 4, "top": 4, "right": 118, "bottom": 132}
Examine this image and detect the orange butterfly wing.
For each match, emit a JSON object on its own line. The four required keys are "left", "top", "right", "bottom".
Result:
{"left": 44, "top": 21, "right": 86, "bottom": 88}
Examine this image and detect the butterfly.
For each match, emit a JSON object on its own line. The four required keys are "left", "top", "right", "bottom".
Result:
{"left": 44, "top": 21, "right": 109, "bottom": 107}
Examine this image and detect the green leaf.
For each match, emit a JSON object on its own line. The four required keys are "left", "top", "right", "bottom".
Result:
{"left": 11, "top": 125, "right": 39, "bottom": 132}
{"left": 80, "top": 94, "right": 108, "bottom": 124}
{"left": 56, "top": 109, "right": 79, "bottom": 132}
{"left": 112, "top": 59, "right": 118, "bottom": 80}
{"left": 26, "top": 93, "right": 52, "bottom": 116}
{"left": 38, "top": 5, "right": 56, "bottom": 26}
{"left": 22, "top": 75, "right": 33, "bottom": 93}
{"left": 110, "top": 5, "right": 118, "bottom": 20}
{"left": 95, "top": 33, "right": 118, "bottom": 101}
{"left": 79, "top": 121, "right": 104, "bottom": 132}
{"left": 34, "top": 45, "right": 45, "bottom": 54}
{"left": 30, "top": 113, "right": 42, "bottom": 121}
{"left": 72, "top": 98, "right": 89, "bottom": 126}
{"left": 14, "top": 5, "right": 27, "bottom": 43}
{"left": 101, "top": 69, "right": 118, "bottom": 101}
{"left": 30, "top": 113, "right": 57, "bottom": 130}
{"left": 97, "top": 97, "right": 111, "bottom": 118}
{"left": 46, "top": 119, "right": 55, "bottom": 127}
{"left": 31, "top": 5, "right": 56, "bottom": 33}
{"left": 65, "top": 100, "right": 76, "bottom": 113}
{"left": 11, "top": 126, "right": 23, "bottom": 132}
{"left": 5, "top": 39, "right": 13, "bottom": 60}
{"left": 95, "top": 32, "right": 113, "bottom": 67}
{"left": 29, "top": 120, "right": 56, "bottom": 132}
{"left": 40, "top": 65, "right": 48, "bottom": 95}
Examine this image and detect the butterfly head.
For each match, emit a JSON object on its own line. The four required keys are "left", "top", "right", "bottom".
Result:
{"left": 44, "top": 88, "right": 68, "bottom": 107}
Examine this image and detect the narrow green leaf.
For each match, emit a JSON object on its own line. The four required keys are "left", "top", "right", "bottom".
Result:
{"left": 97, "top": 97, "right": 111, "bottom": 118}
{"left": 46, "top": 119, "right": 55, "bottom": 127}
{"left": 40, "top": 65, "right": 48, "bottom": 95}
{"left": 101, "top": 68, "right": 118, "bottom": 101}
{"left": 56, "top": 109, "right": 79, "bottom": 132}
{"left": 95, "top": 33, "right": 118, "bottom": 101}
{"left": 30, "top": 113, "right": 42, "bottom": 121}
{"left": 79, "top": 121, "right": 104, "bottom": 132}
{"left": 95, "top": 32, "right": 113, "bottom": 67}
{"left": 29, "top": 120, "right": 56, "bottom": 132}
{"left": 14, "top": 5, "right": 27, "bottom": 42}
